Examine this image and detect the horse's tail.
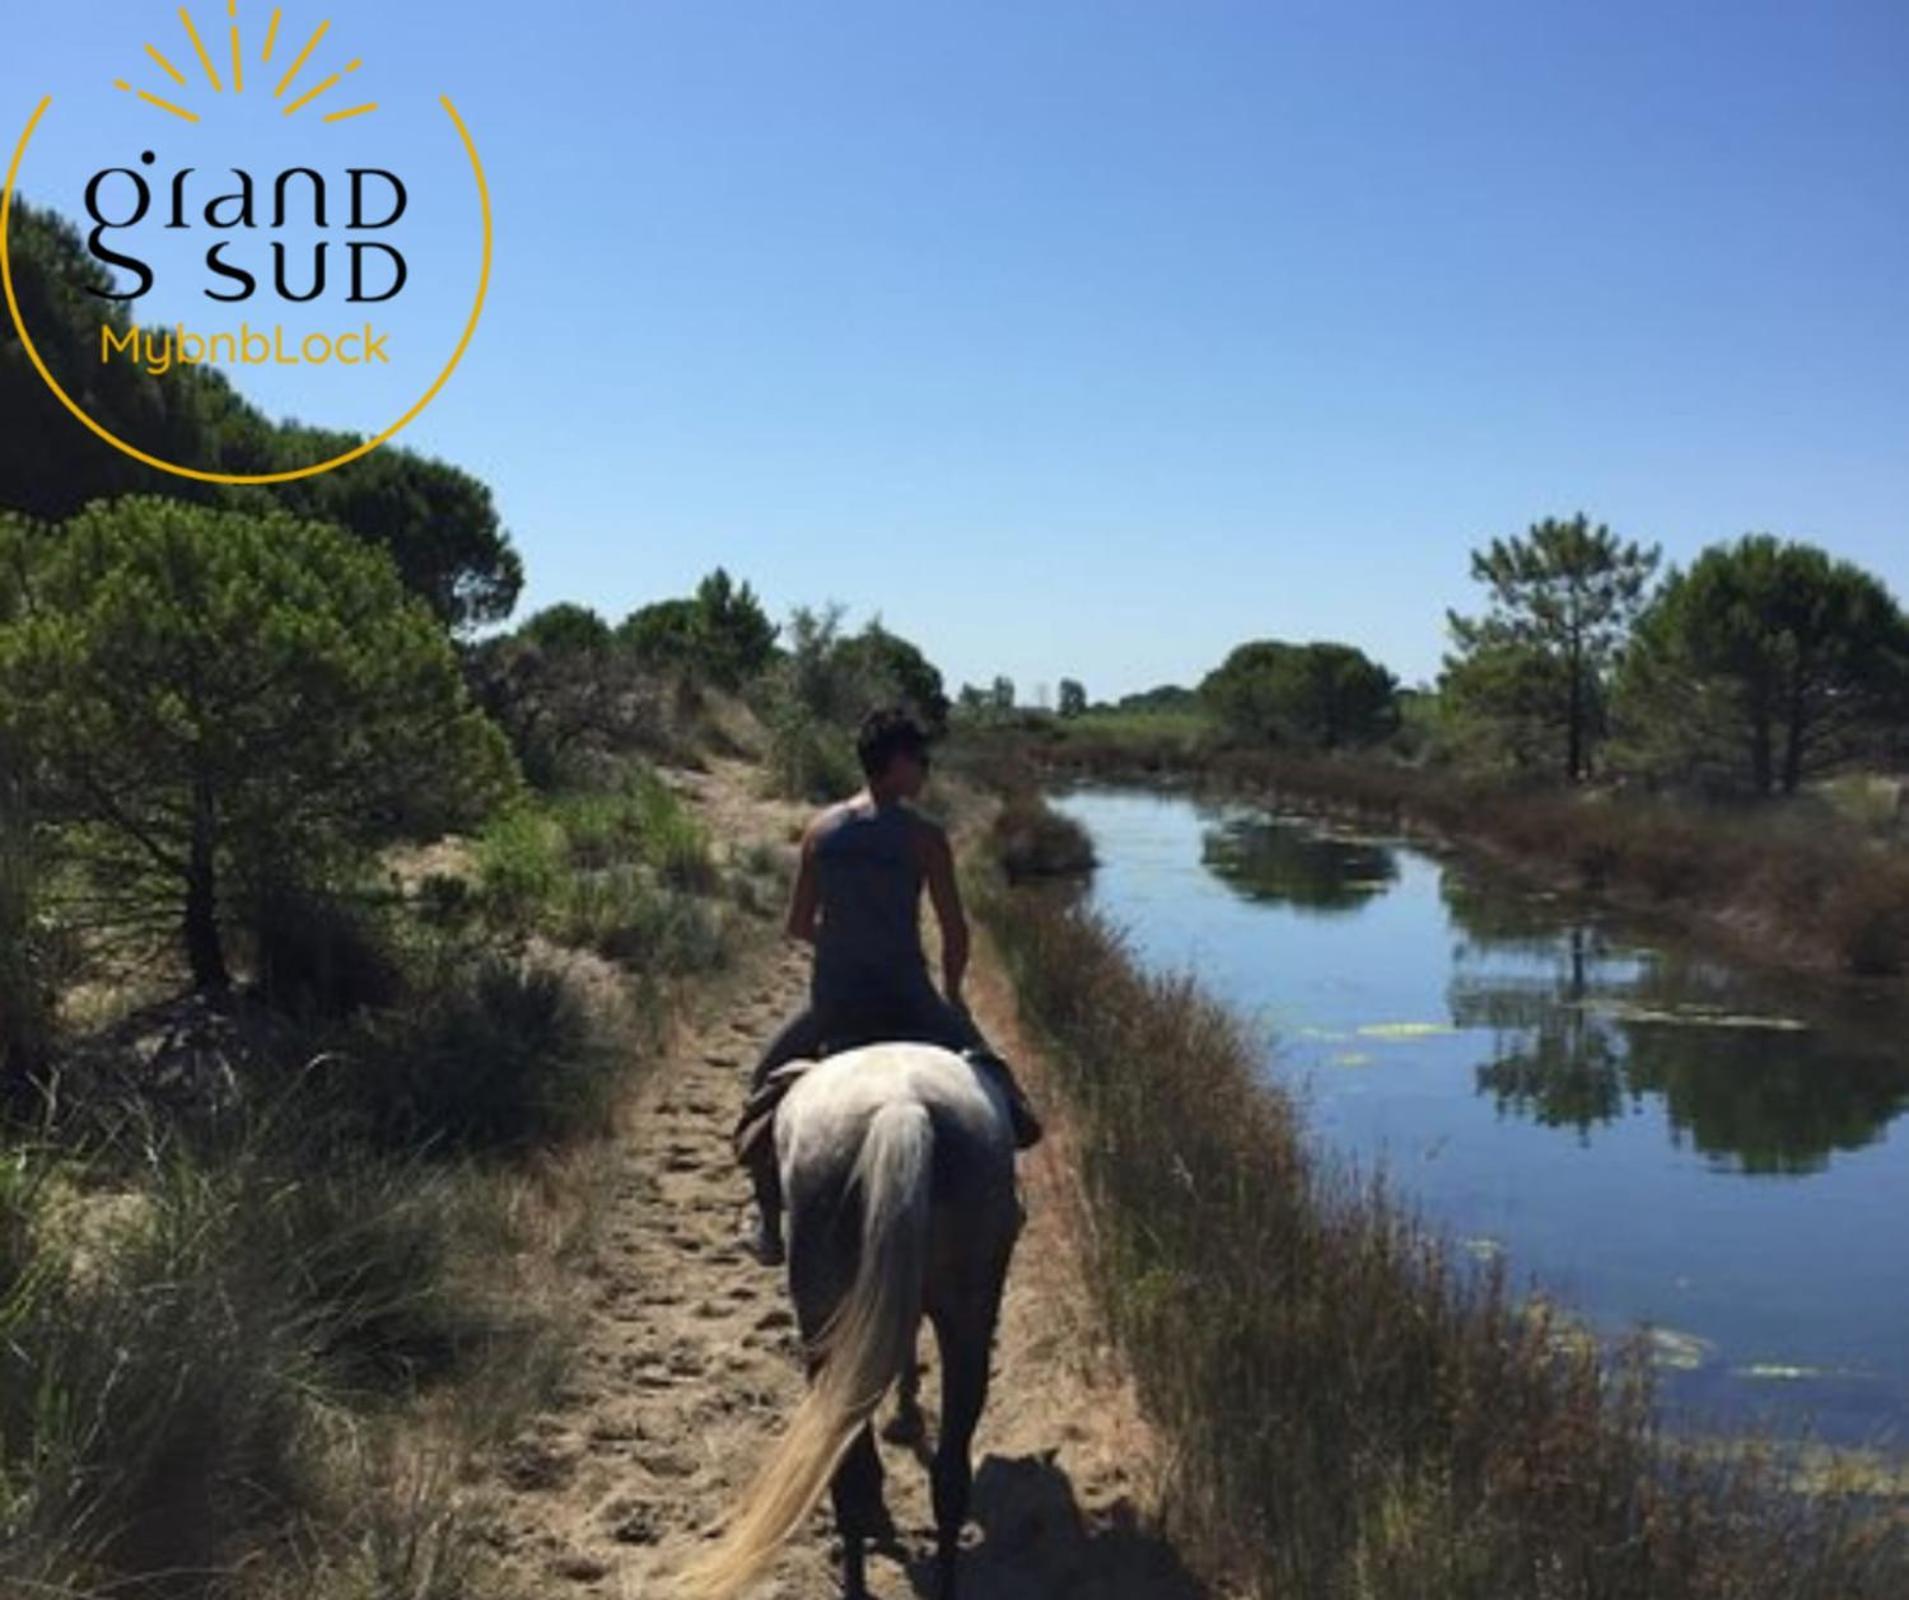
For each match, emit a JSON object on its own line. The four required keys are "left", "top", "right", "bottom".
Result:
{"left": 678, "top": 1100, "right": 931, "bottom": 1600}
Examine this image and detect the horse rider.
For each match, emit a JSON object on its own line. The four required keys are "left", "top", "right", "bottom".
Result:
{"left": 733, "top": 705, "right": 1042, "bottom": 1266}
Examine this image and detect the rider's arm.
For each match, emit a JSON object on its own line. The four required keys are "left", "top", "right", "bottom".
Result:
{"left": 785, "top": 822, "right": 821, "bottom": 944}
{"left": 921, "top": 824, "right": 970, "bottom": 1006}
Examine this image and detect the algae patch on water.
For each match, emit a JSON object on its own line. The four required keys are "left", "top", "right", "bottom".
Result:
{"left": 1357, "top": 1021, "right": 1459, "bottom": 1041}
{"left": 1520, "top": 1296, "right": 1715, "bottom": 1373}
{"left": 1647, "top": 1326, "right": 1714, "bottom": 1371}
{"left": 1568, "top": 999, "right": 1810, "bottom": 1033}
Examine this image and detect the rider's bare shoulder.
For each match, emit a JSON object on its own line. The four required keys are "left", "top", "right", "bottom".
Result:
{"left": 803, "top": 797, "right": 856, "bottom": 848}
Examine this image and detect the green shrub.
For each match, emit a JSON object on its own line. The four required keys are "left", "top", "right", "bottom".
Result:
{"left": 475, "top": 806, "right": 566, "bottom": 926}
{"left": 551, "top": 787, "right": 647, "bottom": 871}
{"left": 559, "top": 771, "right": 716, "bottom": 886}
{"left": 481, "top": 775, "right": 719, "bottom": 937}
{"left": 634, "top": 778, "right": 719, "bottom": 894}
{"left": 339, "top": 956, "right": 617, "bottom": 1155}
{"left": 739, "top": 840, "right": 782, "bottom": 878}
{"left": 991, "top": 792, "right": 1097, "bottom": 882}
{"left": 556, "top": 868, "right": 730, "bottom": 973}
{"left": 766, "top": 706, "right": 860, "bottom": 801}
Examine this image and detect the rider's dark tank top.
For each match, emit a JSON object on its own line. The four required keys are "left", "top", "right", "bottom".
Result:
{"left": 812, "top": 801, "right": 928, "bottom": 1007}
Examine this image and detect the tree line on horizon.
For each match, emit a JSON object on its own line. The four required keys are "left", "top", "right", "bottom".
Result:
{"left": 976, "top": 514, "right": 1909, "bottom": 799}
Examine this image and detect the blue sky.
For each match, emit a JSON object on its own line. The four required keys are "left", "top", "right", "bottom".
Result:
{"left": 7, "top": 1, "right": 1907, "bottom": 698}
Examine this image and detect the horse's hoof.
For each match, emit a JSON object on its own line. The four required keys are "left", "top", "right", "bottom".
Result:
{"left": 857, "top": 1500, "right": 899, "bottom": 1546}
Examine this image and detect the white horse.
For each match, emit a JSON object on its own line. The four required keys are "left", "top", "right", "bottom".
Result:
{"left": 680, "top": 1042, "right": 1022, "bottom": 1599}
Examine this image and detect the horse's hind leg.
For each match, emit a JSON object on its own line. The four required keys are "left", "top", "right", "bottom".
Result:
{"left": 927, "top": 1301, "right": 998, "bottom": 1599}
{"left": 795, "top": 1306, "right": 890, "bottom": 1592}
{"left": 886, "top": 1343, "right": 926, "bottom": 1446}
{"left": 830, "top": 1423, "right": 884, "bottom": 1597}
{"left": 789, "top": 1190, "right": 888, "bottom": 1593}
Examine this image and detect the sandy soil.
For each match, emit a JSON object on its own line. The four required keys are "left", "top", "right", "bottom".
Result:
{"left": 469, "top": 764, "right": 1210, "bottom": 1599}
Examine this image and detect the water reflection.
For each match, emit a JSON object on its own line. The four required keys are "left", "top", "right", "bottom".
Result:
{"left": 1078, "top": 785, "right": 1909, "bottom": 1443}
{"left": 1439, "top": 870, "right": 1909, "bottom": 1175}
{"left": 1200, "top": 813, "right": 1400, "bottom": 914}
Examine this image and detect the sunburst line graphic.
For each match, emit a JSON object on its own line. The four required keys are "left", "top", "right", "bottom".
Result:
{"left": 177, "top": 6, "right": 222, "bottom": 92}
{"left": 112, "top": 78, "right": 199, "bottom": 123}
{"left": 113, "top": 6, "right": 378, "bottom": 128}
{"left": 273, "top": 18, "right": 328, "bottom": 97}
{"left": 144, "top": 42, "right": 187, "bottom": 88}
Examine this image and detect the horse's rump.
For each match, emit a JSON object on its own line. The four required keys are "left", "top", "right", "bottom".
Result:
{"left": 679, "top": 1043, "right": 1019, "bottom": 1600}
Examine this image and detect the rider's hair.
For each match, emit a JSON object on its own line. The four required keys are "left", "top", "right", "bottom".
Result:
{"left": 856, "top": 706, "right": 929, "bottom": 782}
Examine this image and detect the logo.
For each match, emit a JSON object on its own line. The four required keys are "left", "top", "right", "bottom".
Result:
{"left": 2, "top": 3, "right": 492, "bottom": 485}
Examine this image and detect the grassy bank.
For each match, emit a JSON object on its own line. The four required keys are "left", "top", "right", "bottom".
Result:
{"left": 0, "top": 763, "right": 763, "bottom": 1600}
{"left": 962, "top": 723, "right": 1909, "bottom": 978}
{"left": 973, "top": 802, "right": 1908, "bottom": 1599}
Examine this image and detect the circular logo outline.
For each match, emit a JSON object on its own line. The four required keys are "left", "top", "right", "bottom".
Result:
{"left": 1, "top": 92, "right": 492, "bottom": 486}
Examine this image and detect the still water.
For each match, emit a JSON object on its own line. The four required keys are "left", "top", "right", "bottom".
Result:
{"left": 1051, "top": 786, "right": 1909, "bottom": 1450}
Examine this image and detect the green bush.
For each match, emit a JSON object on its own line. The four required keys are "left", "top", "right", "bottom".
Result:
{"left": 1, "top": 1143, "right": 307, "bottom": 1592}
{"left": 479, "top": 775, "right": 720, "bottom": 941}
{"left": 553, "top": 773, "right": 718, "bottom": 891}
{"left": 766, "top": 706, "right": 860, "bottom": 802}
{"left": 637, "top": 781, "right": 720, "bottom": 894}
{"left": 475, "top": 806, "right": 567, "bottom": 926}
{"left": 338, "top": 956, "right": 618, "bottom": 1155}
{"left": 991, "top": 792, "right": 1097, "bottom": 882}
{"left": 556, "top": 866, "right": 729, "bottom": 972}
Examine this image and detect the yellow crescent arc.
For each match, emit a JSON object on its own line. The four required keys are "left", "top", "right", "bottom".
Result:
{"left": 1, "top": 93, "right": 492, "bottom": 487}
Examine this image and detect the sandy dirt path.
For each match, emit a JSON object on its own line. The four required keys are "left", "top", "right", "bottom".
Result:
{"left": 470, "top": 765, "right": 1211, "bottom": 1599}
